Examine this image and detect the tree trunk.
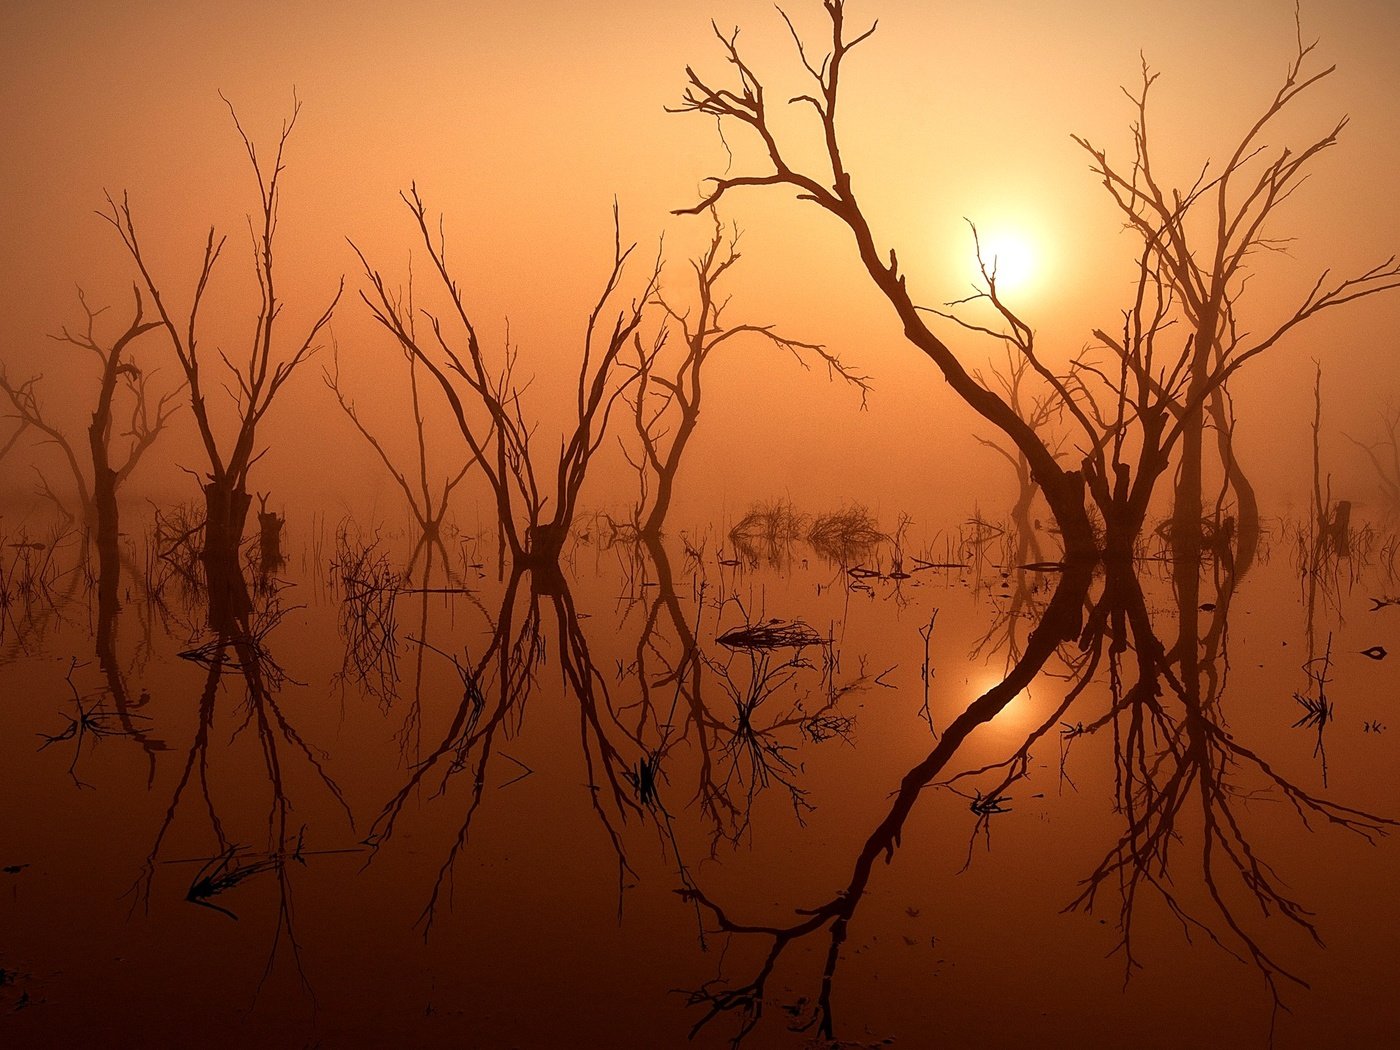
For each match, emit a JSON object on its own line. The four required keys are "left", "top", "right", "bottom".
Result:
{"left": 203, "top": 481, "right": 253, "bottom": 626}
{"left": 258, "top": 505, "right": 285, "bottom": 576}
{"left": 1208, "top": 388, "right": 1259, "bottom": 577}
{"left": 523, "top": 521, "right": 569, "bottom": 595}
{"left": 846, "top": 222, "right": 1098, "bottom": 563}
{"left": 89, "top": 396, "right": 120, "bottom": 606}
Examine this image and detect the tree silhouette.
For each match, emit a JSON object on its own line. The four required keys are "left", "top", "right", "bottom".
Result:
{"left": 628, "top": 209, "right": 867, "bottom": 538}
{"left": 356, "top": 192, "right": 657, "bottom": 591}
{"left": 1074, "top": 19, "right": 1400, "bottom": 574}
{"left": 325, "top": 330, "right": 476, "bottom": 577}
{"left": 104, "top": 97, "right": 343, "bottom": 624}
{"left": 0, "top": 289, "right": 177, "bottom": 551}
{"left": 672, "top": 0, "right": 1097, "bottom": 561}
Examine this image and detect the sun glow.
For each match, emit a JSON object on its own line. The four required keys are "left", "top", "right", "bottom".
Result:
{"left": 971, "top": 227, "right": 1041, "bottom": 296}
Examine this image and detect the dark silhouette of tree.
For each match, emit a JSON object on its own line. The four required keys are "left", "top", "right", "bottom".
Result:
{"left": 325, "top": 319, "right": 476, "bottom": 575}
{"left": 1073, "top": 20, "right": 1400, "bottom": 576}
{"left": 356, "top": 192, "right": 656, "bottom": 592}
{"left": 672, "top": 0, "right": 1097, "bottom": 561}
{"left": 0, "top": 289, "right": 177, "bottom": 559}
{"left": 675, "top": 2, "right": 1399, "bottom": 572}
{"left": 103, "top": 97, "right": 343, "bottom": 625}
{"left": 1346, "top": 400, "right": 1400, "bottom": 518}
{"left": 628, "top": 210, "right": 867, "bottom": 538}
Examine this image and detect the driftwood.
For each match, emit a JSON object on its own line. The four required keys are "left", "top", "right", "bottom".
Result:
{"left": 717, "top": 618, "right": 825, "bottom": 650}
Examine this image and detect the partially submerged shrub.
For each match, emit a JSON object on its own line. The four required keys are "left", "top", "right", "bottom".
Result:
{"left": 807, "top": 504, "right": 884, "bottom": 565}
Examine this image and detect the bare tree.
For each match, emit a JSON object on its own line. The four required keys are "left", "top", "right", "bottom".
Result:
{"left": 0, "top": 371, "right": 91, "bottom": 521}
{"left": 1073, "top": 17, "right": 1400, "bottom": 574}
{"left": 356, "top": 190, "right": 657, "bottom": 592}
{"left": 103, "top": 97, "right": 343, "bottom": 622}
{"left": 325, "top": 327, "right": 475, "bottom": 576}
{"left": 628, "top": 209, "right": 868, "bottom": 537}
{"left": 672, "top": 0, "right": 1097, "bottom": 560}
{"left": 1346, "top": 400, "right": 1400, "bottom": 518}
{"left": 675, "top": 2, "right": 1399, "bottom": 574}
{"left": 0, "top": 288, "right": 178, "bottom": 587}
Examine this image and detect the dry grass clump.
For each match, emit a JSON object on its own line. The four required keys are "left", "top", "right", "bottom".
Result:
{"left": 807, "top": 504, "right": 884, "bottom": 564}
{"left": 729, "top": 499, "right": 808, "bottom": 546}
{"left": 727, "top": 499, "right": 809, "bottom": 567}
{"left": 328, "top": 524, "right": 402, "bottom": 702}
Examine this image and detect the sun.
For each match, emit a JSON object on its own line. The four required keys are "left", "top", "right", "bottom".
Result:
{"left": 970, "top": 227, "right": 1041, "bottom": 296}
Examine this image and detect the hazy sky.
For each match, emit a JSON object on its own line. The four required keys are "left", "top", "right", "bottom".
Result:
{"left": 3, "top": 0, "right": 1399, "bottom": 526}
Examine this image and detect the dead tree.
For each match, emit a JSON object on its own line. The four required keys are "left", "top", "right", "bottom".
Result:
{"left": 966, "top": 339, "right": 1067, "bottom": 557}
{"left": 103, "top": 97, "right": 343, "bottom": 623}
{"left": 629, "top": 209, "right": 868, "bottom": 537}
{"left": 1073, "top": 17, "right": 1400, "bottom": 575}
{"left": 0, "top": 371, "right": 90, "bottom": 522}
{"left": 356, "top": 190, "right": 657, "bottom": 592}
{"left": 0, "top": 288, "right": 177, "bottom": 596}
{"left": 1345, "top": 401, "right": 1400, "bottom": 518}
{"left": 325, "top": 328, "right": 474, "bottom": 576}
{"left": 672, "top": 0, "right": 1096, "bottom": 561}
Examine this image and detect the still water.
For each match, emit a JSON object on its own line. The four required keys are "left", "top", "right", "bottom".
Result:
{"left": 2, "top": 507, "right": 1397, "bottom": 1048}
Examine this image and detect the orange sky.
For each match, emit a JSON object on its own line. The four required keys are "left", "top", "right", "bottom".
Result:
{"left": 3, "top": 0, "right": 1399, "bottom": 529}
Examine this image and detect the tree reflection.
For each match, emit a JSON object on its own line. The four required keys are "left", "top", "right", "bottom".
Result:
{"left": 682, "top": 522, "right": 1395, "bottom": 1044}
{"left": 368, "top": 567, "right": 548, "bottom": 931}
{"left": 369, "top": 534, "right": 871, "bottom": 940}
{"left": 132, "top": 558, "right": 354, "bottom": 998}
{"left": 681, "top": 557, "right": 1092, "bottom": 1043}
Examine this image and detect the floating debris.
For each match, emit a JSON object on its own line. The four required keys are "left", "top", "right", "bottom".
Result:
{"left": 1361, "top": 646, "right": 1388, "bottom": 661}
{"left": 1292, "top": 692, "right": 1333, "bottom": 731}
{"left": 717, "top": 618, "right": 827, "bottom": 650}
{"left": 970, "top": 791, "right": 1012, "bottom": 816}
